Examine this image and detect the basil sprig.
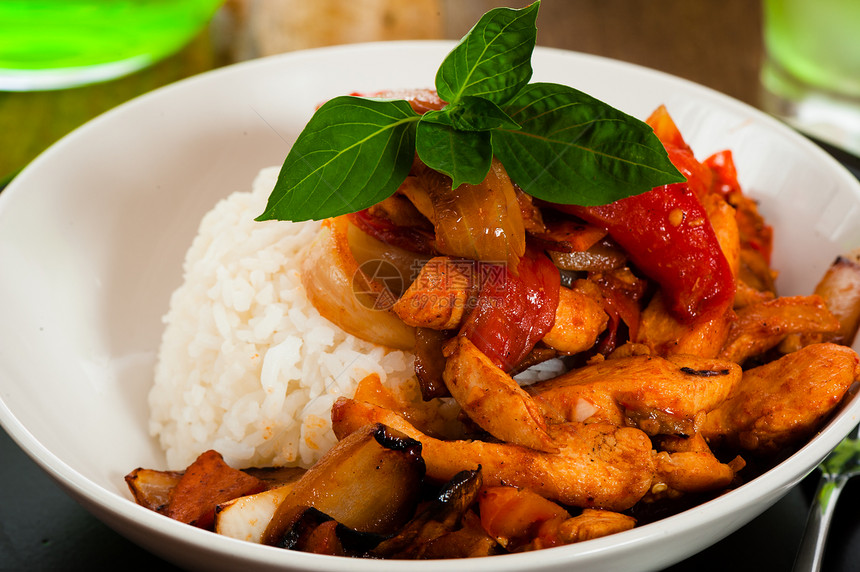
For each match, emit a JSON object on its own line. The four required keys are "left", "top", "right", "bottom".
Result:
{"left": 257, "top": 1, "right": 684, "bottom": 222}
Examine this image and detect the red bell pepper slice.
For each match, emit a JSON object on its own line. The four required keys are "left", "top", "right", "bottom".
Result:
{"left": 646, "top": 105, "right": 713, "bottom": 199}
{"left": 568, "top": 182, "right": 735, "bottom": 324}
{"left": 461, "top": 250, "right": 560, "bottom": 371}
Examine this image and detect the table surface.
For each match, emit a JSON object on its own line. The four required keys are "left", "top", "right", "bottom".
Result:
{"left": 2, "top": 1, "right": 860, "bottom": 570}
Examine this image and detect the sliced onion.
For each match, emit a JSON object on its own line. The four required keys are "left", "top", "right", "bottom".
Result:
{"left": 411, "top": 159, "right": 526, "bottom": 269}
{"left": 301, "top": 216, "right": 415, "bottom": 350}
{"left": 572, "top": 398, "right": 598, "bottom": 423}
{"left": 346, "top": 222, "right": 431, "bottom": 295}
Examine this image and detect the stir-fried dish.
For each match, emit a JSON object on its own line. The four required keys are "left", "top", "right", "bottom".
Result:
{"left": 129, "top": 3, "right": 860, "bottom": 561}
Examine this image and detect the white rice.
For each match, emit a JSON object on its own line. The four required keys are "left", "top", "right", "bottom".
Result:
{"left": 148, "top": 167, "right": 415, "bottom": 470}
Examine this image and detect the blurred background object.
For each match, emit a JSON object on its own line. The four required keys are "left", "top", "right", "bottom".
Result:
{"left": 759, "top": 0, "right": 860, "bottom": 156}
{"left": 0, "top": 0, "right": 225, "bottom": 90}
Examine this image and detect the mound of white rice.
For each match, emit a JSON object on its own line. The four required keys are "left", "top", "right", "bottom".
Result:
{"left": 148, "top": 167, "right": 415, "bottom": 470}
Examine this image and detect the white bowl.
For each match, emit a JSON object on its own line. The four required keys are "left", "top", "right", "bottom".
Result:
{"left": 1, "top": 41, "right": 859, "bottom": 572}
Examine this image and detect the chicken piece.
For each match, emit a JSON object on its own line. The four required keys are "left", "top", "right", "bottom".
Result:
{"left": 556, "top": 509, "right": 637, "bottom": 544}
{"left": 734, "top": 280, "right": 776, "bottom": 309}
{"left": 527, "top": 353, "right": 741, "bottom": 436}
{"left": 393, "top": 256, "right": 478, "bottom": 330}
{"left": 717, "top": 295, "right": 841, "bottom": 364}
{"left": 479, "top": 484, "right": 635, "bottom": 549}
{"left": 331, "top": 398, "right": 655, "bottom": 511}
{"left": 702, "top": 343, "right": 860, "bottom": 452}
{"left": 442, "top": 336, "right": 558, "bottom": 453}
{"left": 541, "top": 280, "right": 609, "bottom": 354}
{"left": 810, "top": 249, "right": 860, "bottom": 346}
{"left": 636, "top": 292, "right": 734, "bottom": 358}
{"left": 651, "top": 433, "right": 743, "bottom": 494}
{"left": 352, "top": 372, "right": 467, "bottom": 440}
{"left": 702, "top": 191, "right": 741, "bottom": 279}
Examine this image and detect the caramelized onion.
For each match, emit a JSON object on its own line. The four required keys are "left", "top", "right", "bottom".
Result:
{"left": 346, "top": 222, "right": 431, "bottom": 295}
{"left": 301, "top": 216, "right": 416, "bottom": 350}
{"left": 404, "top": 159, "right": 526, "bottom": 269}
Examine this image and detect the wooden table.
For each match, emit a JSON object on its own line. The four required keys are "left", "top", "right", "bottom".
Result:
{"left": 2, "top": 1, "right": 859, "bottom": 570}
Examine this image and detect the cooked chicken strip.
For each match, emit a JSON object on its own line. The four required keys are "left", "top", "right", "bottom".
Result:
{"left": 393, "top": 256, "right": 478, "bottom": 330}
{"left": 527, "top": 353, "right": 741, "bottom": 436}
{"left": 331, "top": 398, "right": 655, "bottom": 511}
{"left": 636, "top": 292, "right": 734, "bottom": 358}
{"left": 702, "top": 192, "right": 741, "bottom": 279}
{"left": 443, "top": 336, "right": 558, "bottom": 453}
{"left": 652, "top": 433, "right": 742, "bottom": 494}
{"left": 717, "top": 295, "right": 841, "bottom": 364}
{"left": 542, "top": 280, "right": 609, "bottom": 354}
{"left": 557, "top": 509, "right": 636, "bottom": 544}
{"left": 702, "top": 343, "right": 860, "bottom": 452}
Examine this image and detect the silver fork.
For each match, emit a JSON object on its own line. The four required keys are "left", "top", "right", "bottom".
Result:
{"left": 792, "top": 423, "right": 860, "bottom": 571}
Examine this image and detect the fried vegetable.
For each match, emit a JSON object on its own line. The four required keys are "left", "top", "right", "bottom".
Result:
{"left": 165, "top": 450, "right": 268, "bottom": 530}
{"left": 402, "top": 159, "right": 526, "bottom": 270}
{"left": 413, "top": 326, "right": 455, "bottom": 399}
{"left": 568, "top": 182, "right": 736, "bottom": 325}
{"left": 416, "top": 510, "right": 502, "bottom": 559}
{"left": 127, "top": 464, "right": 304, "bottom": 524}
{"left": 479, "top": 486, "right": 569, "bottom": 549}
{"left": 124, "top": 468, "right": 183, "bottom": 514}
{"left": 529, "top": 217, "right": 608, "bottom": 254}
{"left": 301, "top": 216, "right": 416, "bottom": 350}
{"left": 372, "top": 468, "right": 485, "bottom": 558}
{"left": 215, "top": 482, "right": 297, "bottom": 543}
{"left": 262, "top": 423, "right": 425, "bottom": 545}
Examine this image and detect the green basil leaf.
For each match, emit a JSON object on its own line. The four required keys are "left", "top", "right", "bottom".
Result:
{"left": 493, "top": 82, "right": 685, "bottom": 206}
{"left": 423, "top": 96, "right": 521, "bottom": 131}
{"left": 256, "top": 96, "right": 419, "bottom": 222}
{"left": 416, "top": 119, "right": 493, "bottom": 189}
{"left": 435, "top": 2, "right": 539, "bottom": 105}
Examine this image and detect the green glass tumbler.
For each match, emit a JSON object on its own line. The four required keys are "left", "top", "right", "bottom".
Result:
{"left": 760, "top": 0, "right": 860, "bottom": 155}
{"left": 0, "top": 0, "right": 224, "bottom": 91}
